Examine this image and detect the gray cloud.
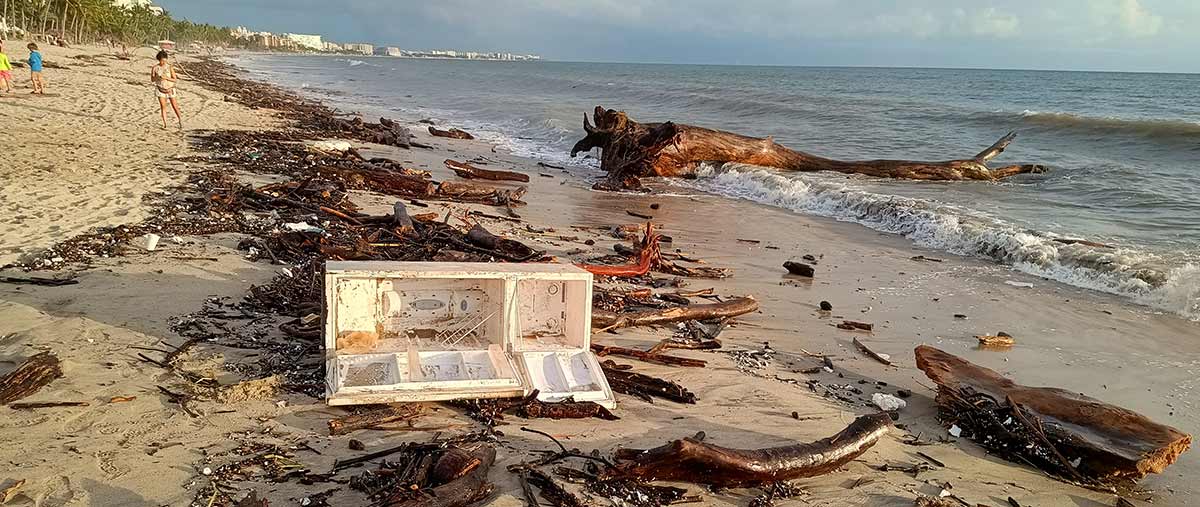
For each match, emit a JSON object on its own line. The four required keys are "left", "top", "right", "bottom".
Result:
{"left": 158, "top": 0, "right": 1198, "bottom": 72}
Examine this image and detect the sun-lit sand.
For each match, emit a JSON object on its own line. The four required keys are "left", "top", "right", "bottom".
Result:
{"left": 0, "top": 44, "right": 1195, "bottom": 506}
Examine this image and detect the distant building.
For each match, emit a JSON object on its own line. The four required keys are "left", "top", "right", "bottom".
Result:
{"left": 282, "top": 33, "right": 323, "bottom": 50}
{"left": 343, "top": 43, "right": 373, "bottom": 55}
{"left": 323, "top": 41, "right": 342, "bottom": 52}
{"left": 374, "top": 46, "right": 403, "bottom": 57}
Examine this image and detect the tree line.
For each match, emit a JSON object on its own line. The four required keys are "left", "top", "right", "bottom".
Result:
{"left": 2, "top": 0, "right": 237, "bottom": 47}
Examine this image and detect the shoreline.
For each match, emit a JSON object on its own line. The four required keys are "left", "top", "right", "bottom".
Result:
{"left": 0, "top": 44, "right": 1195, "bottom": 506}
{"left": 224, "top": 52, "right": 1200, "bottom": 323}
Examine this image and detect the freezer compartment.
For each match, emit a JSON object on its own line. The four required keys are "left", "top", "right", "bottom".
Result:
{"left": 517, "top": 349, "right": 615, "bottom": 408}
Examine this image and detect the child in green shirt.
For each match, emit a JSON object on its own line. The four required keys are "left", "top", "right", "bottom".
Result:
{"left": 0, "top": 40, "right": 14, "bottom": 94}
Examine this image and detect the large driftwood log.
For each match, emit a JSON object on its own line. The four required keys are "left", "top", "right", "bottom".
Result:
{"left": 591, "top": 296, "right": 759, "bottom": 330}
{"left": 0, "top": 352, "right": 63, "bottom": 405}
{"left": 571, "top": 106, "right": 1046, "bottom": 188}
{"left": 603, "top": 413, "right": 891, "bottom": 487}
{"left": 915, "top": 345, "right": 1191, "bottom": 483}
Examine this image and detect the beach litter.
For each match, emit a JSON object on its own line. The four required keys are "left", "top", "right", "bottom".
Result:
{"left": 872, "top": 392, "right": 907, "bottom": 411}
{"left": 1005, "top": 280, "right": 1035, "bottom": 288}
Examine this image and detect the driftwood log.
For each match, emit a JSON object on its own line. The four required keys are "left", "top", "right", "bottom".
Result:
{"left": 571, "top": 106, "right": 1046, "bottom": 189}
{"left": 591, "top": 296, "right": 759, "bottom": 330}
{"left": 0, "top": 352, "right": 63, "bottom": 405}
{"left": 915, "top": 345, "right": 1191, "bottom": 483}
{"left": 600, "top": 360, "right": 697, "bottom": 404}
{"left": 603, "top": 413, "right": 891, "bottom": 487}
{"left": 428, "top": 126, "right": 475, "bottom": 140}
{"left": 444, "top": 159, "right": 530, "bottom": 183}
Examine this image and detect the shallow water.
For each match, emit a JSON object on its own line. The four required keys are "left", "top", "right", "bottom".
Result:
{"left": 229, "top": 54, "right": 1200, "bottom": 320}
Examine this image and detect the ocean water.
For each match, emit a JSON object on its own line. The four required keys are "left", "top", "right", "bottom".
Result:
{"left": 228, "top": 54, "right": 1200, "bottom": 320}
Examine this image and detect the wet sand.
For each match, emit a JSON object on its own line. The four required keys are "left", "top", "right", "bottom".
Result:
{"left": 0, "top": 45, "right": 1195, "bottom": 506}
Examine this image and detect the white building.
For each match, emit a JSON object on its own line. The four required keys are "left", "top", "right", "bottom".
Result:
{"left": 323, "top": 41, "right": 342, "bottom": 52}
{"left": 282, "top": 33, "right": 323, "bottom": 50}
{"left": 343, "top": 43, "right": 374, "bottom": 55}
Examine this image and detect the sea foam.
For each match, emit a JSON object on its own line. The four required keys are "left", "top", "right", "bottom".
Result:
{"left": 688, "top": 163, "right": 1200, "bottom": 320}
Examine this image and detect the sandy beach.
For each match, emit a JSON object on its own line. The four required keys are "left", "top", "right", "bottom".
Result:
{"left": 0, "top": 45, "right": 1196, "bottom": 507}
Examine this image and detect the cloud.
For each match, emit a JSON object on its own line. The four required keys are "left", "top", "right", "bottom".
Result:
{"left": 1116, "top": 0, "right": 1163, "bottom": 37}
{"left": 155, "top": 0, "right": 1200, "bottom": 72}
{"left": 955, "top": 7, "right": 1020, "bottom": 38}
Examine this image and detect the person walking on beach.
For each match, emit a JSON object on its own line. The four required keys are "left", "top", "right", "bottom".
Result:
{"left": 27, "top": 43, "right": 45, "bottom": 94}
{"left": 151, "top": 50, "right": 182, "bottom": 129}
{"left": 0, "top": 41, "right": 14, "bottom": 95}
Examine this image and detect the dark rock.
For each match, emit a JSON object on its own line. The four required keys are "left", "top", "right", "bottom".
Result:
{"left": 783, "top": 261, "right": 815, "bottom": 277}
{"left": 819, "top": 301, "right": 833, "bottom": 311}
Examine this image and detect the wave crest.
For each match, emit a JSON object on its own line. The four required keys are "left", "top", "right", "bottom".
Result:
{"left": 690, "top": 163, "right": 1199, "bottom": 320}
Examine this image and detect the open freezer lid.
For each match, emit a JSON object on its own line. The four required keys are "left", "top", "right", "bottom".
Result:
{"left": 517, "top": 349, "right": 615, "bottom": 409}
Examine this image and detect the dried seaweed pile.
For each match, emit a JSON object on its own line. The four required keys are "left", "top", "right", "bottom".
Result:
{"left": 186, "top": 59, "right": 425, "bottom": 149}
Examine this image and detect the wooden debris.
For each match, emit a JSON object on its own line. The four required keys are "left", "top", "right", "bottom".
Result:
{"left": 0, "top": 275, "right": 79, "bottom": 286}
{"left": 626, "top": 210, "right": 653, "bottom": 220}
{"left": 600, "top": 360, "right": 697, "bottom": 404}
{"left": 603, "top": 413, "right": 892, "bottom": 487}
{"left": 852, "top": 337, "right": 892, "bottom": 366}
{"left": 428, "top": 126, "right": 475, "bottom": 140}
{"left": 328, "top": 404, "right": 424, "bottom": 435}
{"left": 8, "top": 401, "right": 89, "bottom": 409}
{"left": 837, "top": 320, "right": 874, "bottom": 331}
{"left": 383, "top": 444, "right": 496, "bottom": 507}
{"left": 0, "top": 352, "right": 63, "bottom": 405}
{"left": 976, "top": 332, "right": 1015, "bottom": 347}
{"left": 109, "top": 396, "right": 136, "bottom": 403}
{"left": 783, "top": 261, "right": 815, "bottom": 277}
{"left": 444, "top": 159, "right": 530, "bottom": 182}
{"left": 571, "top": 105, "right": 1046, "bottom": 189}
{"left": 592, "top": 344, "right": 707, "bottom": 368}
{"left": 915, "top": 345, "right": 1192, "bottom": 484}
{"left": 591, "top": 296, "right": 758, "bottom": 330}
{"left": 520, "top": 468, "right": 586, "bottom": 507}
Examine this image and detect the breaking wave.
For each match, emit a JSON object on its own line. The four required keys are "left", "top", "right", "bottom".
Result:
{"left": 688, "top": 163, "right": 1200, "bottom": 320}
{"left": 972, "top": 110, "right": 1200, "bottom": 141}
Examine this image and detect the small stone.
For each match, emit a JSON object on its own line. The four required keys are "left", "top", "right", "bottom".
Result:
{"left": 948, "top": 425, "right": 962, "bottom": 437}
{"left": 953, "top": 314, "right": 967, "bottom": 319}
{"left": 349, "top": 439, "right": 365, "bottom": 451}
{"left": 791, "top": 411, "right": 799, "bottom": 420}
{"left": 202, "top": 466, "right": 212, "bottom": 476}
{"left": 649, "top": 203, "right": 661, "bottom": 210}
{"left": 819, "top": 301, "right": 833, "bottom": 311}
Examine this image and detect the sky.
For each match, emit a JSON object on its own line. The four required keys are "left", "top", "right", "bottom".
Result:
{"left": 157, "top": 0, "right": 1199, "bottom": 73}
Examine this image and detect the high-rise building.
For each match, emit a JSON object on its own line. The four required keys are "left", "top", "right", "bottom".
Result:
{"left": 282, "top": 33, "right": 323, "bottom": 50}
